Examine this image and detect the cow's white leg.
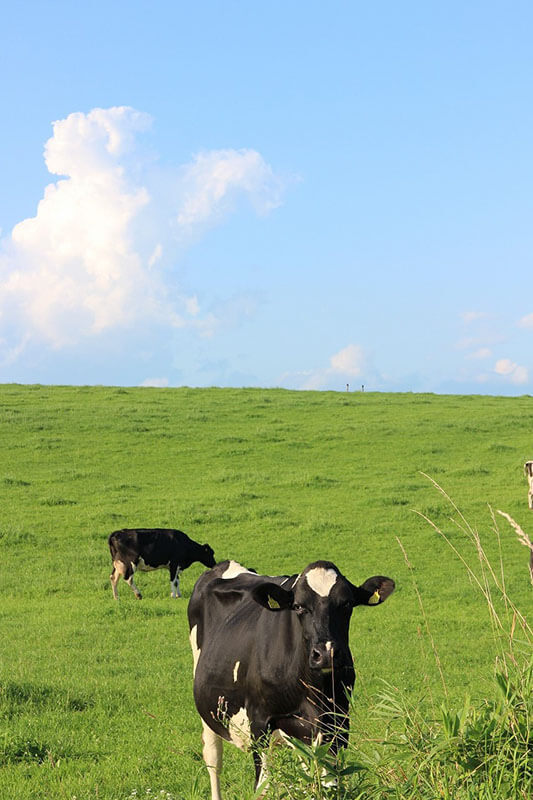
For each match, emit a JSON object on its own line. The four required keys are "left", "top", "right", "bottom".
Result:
{"left": 253, "top": 729, "right": 288, "bottom": 797}
{"left": 126, "top": 572, "right": 142, "bottom": 599}
{"left": 110, "top": 560, "right": 128, "bottom": 599}
{"left": 170, "top": 568, "right": 182, "bottom": 598}
{"left": 202, "top": 721, "right": 223, "bottom": 800}
{"left": 256, "top": 751, "right": 269, "bottom": 798}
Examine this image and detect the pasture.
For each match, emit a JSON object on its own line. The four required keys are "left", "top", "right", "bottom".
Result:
{"left": 0, "top": 384, "right": 532, "bottom": 799}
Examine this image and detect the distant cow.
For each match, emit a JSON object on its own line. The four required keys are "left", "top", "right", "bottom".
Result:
{"left": 108, "top": 528, "right": 216, "bottom": 599}
{"left": 188, "top": 559, "right": 394, "bottom": 799}
{"left": 525, "top": 461, "right": 533, "bottom": 509}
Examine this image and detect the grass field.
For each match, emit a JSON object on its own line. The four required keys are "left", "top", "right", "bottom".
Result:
{"left": 0, "top": 385, "right": 532, "bottom": 799}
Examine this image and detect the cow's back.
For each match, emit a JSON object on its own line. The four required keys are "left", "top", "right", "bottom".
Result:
{"left": 109, "top": 528, "right": 189, "bottom": 560}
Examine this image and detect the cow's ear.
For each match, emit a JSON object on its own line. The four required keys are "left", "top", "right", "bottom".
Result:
{"left": 351, "top": 576, "right": 395, "bottom": 607}
{"left": 252, "top": 582, "right": 294, "bottom": 611}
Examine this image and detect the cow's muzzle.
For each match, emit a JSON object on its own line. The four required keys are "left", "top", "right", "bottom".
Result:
{"left": 309, "top": 642, "right": 339, "bottom": 672}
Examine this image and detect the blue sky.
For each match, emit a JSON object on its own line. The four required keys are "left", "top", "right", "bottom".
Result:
{"left": 1, "top": 1, "right": 532, "bottom": 393}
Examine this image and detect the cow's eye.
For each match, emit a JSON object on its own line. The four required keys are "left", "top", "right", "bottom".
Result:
{"left": 293, "top": 603, "right": 306, "bottom": 614}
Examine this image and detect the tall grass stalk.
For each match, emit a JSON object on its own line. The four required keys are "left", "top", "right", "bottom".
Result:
{"left": 396, "top": 535, "right": 448, "bottom": 699}
{"left": 496, "top": 509, "right": 533, "bottom": 587}
{"left": 416, "top": 474, "right": 532, "bottom": 661}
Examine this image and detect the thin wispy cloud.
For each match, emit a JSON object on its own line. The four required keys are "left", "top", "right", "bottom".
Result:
{"left": 456, "top": 310, "right": 499, "bottom": 354}
{"left": 457, "top": 311, "right": 529, "bottom": 389}
{"left": 466, "top": 347, "right": 492, "bottom": 360}
{"left": 0, "top": 106, "right": 285, "bottom": 360}
{"left": 461, "top": 310, "right": 489, "bottom": 324}
{"left": 518, "top": 313, "right": 533, "bottom": 329}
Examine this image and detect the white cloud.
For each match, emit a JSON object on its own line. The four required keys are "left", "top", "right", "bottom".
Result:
{"left": 293, "top": 344, "right": 367, "bottom": 390}
{"left": 0, "top": 106, "right": 285, "bottom": 359}
{"left": 44, "top": 106, "right": 152, "bottom": 179}
{"left": 494, "top": 358, "right": 529, "bottom": 384}
{"left": 494, "top": 358, "right": 515, "bottom": 376}
{"left": 177, "top": 149, "right": 284, "bottom": 234}
{"left": 518, "top": 313, "right": 533, "bottom": 328}
{"left": 330, "top": 344, "right": 365, "bottom": 376}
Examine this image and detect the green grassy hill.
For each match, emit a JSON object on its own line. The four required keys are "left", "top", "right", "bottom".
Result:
{"left": 1, "top": 385, "right": 532, "bottom": 799}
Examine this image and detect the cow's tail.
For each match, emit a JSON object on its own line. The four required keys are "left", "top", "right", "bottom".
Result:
{"left": 108, "top": 533, "right": 118, "bottom": 560}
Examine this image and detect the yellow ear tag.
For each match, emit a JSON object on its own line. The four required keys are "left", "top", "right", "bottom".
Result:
{"left": 268, "top": 595, "right": 281, "bottom": 609}
{"left": 368, "top": 590, "right": 380, "bottom": 605}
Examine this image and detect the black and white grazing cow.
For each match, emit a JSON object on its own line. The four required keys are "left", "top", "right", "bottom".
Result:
{"left": 525, "top": 461, "right": 533, "bottom": 509}
{"left": 188, "top": 559, "right": 394, "bottom": 799}
{"left": 108, "top": 528, "right": 216, "bottom": 599}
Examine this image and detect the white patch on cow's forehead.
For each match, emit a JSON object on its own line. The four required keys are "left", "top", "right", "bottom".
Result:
{"left": 305, "top": 567, "right": 338, "bottom": 597}
{"left": 228, "top": 707, "right": 251, "bottom": 751}
{"left": 221, "top": 561, "right": 253, "bottom": 579}
{"left": 233, "top": 660, "right": 240, "bottom": 683}
{"left": 189, "top": 625, "right": 201, "bottom": 676}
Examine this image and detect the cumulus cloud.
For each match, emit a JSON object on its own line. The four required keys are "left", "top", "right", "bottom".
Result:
{"left": 297, "top": 344, "right": 366, "bottom": 390}
{"left": 330, "top": 344, "right": 365, "bottom": 376}
{"left": 494, "top": 358, "right": 529, "bottom": 384}
{"left": 0, "top": 106, "right": 284, "bottom": 358}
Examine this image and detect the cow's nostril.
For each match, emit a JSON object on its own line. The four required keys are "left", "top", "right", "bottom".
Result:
{"left": 311, "top": 648, "right": 322, "bottom": 663}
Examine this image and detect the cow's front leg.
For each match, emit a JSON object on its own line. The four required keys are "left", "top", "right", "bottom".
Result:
{"left": 169, "top": 564, "right": 182, "bottom": 598}
{"left": 249, "top": 719, "right": 271, "bottom": 797}
{"left": 252, "top": 747, "right": 270, "bottom": 799}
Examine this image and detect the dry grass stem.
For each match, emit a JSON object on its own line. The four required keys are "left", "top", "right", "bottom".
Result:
{"left": 412, "top": 508, "right": 505, "bottom": 633}
{"left": 396, "top": 536, "right": 448, "bottom": 698}
{"left": 496, "top": 509, "right": 533, "bottom": 587}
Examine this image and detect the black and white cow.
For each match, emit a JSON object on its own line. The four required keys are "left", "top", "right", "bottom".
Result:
{"left": 188, "top": 559, "right": 394, "bottom": 799}
{"left": 108, "top": 528, "right": 216, "bottom": 599}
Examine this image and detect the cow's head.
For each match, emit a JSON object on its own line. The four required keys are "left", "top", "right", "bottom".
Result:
{"left": 254, "top": 561, "right": 395, "bottom": 672}
{"left": 201, "top": 544, "right": 216, "bottom": 568}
